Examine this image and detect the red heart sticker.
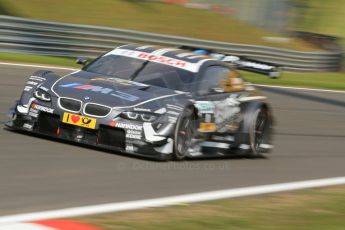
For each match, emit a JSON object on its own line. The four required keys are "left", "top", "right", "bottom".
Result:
{"left": 71, "top": 115, "right": 80, "bottom": 123}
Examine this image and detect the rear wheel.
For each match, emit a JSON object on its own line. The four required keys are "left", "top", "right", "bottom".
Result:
{"left": 248, "top": 107, "right": 271, "bottom": 157}
{"left": 173, "top": 107, "right": 196, "bottom": 160}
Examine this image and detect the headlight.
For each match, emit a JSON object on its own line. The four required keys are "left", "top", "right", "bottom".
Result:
{"left": 121, "top": 111, "right": 158, "bottom": 122}
{"left": 34, "top": 89, "right": 51, "bottom": 102}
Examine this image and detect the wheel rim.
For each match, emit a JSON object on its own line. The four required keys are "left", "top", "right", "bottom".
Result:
{"left": 176, "top": 114, "right": 194, "bottom": 156}
{"left": 253, "top": 109, "right": 267, "bottom": 152}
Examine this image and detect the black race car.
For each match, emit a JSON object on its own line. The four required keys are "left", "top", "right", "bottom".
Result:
{"left": 6, "top": 44, "right": 274, "bottom": 160}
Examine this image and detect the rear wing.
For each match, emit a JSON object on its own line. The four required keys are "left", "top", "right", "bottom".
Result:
{"left": 179, "top": 46, "right": 281, "bottom": 78}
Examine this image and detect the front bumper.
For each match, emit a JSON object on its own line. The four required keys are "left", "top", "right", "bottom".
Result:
{"left": 6, "top": 108, "right": 173, "bottom": 161}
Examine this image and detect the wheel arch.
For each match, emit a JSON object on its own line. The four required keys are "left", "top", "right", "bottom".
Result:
{"left": 19, "top": 70, "right": 62, "bottom": 105}
{"left": 240, "top": 100, "right": 272, "bottom": 134}
{"left": 234, "top": 100, "right": 273, "bottom": 154}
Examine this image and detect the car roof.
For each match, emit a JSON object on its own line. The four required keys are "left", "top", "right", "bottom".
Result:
{"left": 106, "top": 44, "right": 226, "bottom": 73}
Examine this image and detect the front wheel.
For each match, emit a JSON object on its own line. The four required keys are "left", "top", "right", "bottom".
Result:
{"left": 173, "top": 107, "right": 196, "bottom": 160}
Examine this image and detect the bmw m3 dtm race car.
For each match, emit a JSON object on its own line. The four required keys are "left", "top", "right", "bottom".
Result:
{"left": 6, "top": 44, "right": 275, "bottom": 160}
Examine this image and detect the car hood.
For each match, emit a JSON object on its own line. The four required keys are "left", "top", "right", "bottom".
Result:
{"left": 52, "top": 71, "right": 183, "bottom": 108}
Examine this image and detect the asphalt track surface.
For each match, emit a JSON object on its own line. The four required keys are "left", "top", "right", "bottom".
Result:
{"left": 0, "top": 64, "right": 344, "bottom": 216}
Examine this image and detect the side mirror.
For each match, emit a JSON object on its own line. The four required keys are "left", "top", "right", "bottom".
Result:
{"left": 76, "top": 57, "right": 88, "bottom": 66}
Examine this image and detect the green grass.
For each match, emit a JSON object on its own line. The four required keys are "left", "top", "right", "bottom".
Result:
{"left": 296, "top": 0, "right": 345, "bottom": 39}
{"left": 0, "top": 0, "right": 317, "bottom": 51}
{"left": 0, "top": 52, "right": 78, "bottom": 68}
{"left": 0, "top": 52, "right": 344, "bottom": 91}
{"left": 294, "top": 0, "right": 345, "bottom": 50}
{"left": 242, "top": 71, "right": 345, "bottom": 91}
{"left": 76, "top": 185, "right": 345, "bottom": 230}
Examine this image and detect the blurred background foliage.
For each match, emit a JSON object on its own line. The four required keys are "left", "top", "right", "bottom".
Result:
{"left": 0, "top": 0, "right": 330, "bottom": 51}
{"left": 0, "top": 0, "right": 344, "bottom": 46}
{"left": 292, "top": 0, "right": 345, "bottom": 39}
{"left": 0, "top": 1, "right": 344, "bottom": 89}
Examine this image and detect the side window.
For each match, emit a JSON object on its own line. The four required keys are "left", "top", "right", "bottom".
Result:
{"left": 198, "top": 66, "right": 230, "bottom": 95}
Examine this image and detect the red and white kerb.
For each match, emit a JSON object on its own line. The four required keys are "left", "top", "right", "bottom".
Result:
{"left": 0, "top": 219, "right": 101, "bottom": 230}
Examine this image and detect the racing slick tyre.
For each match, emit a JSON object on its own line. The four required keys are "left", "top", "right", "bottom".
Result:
{"left": 246, "top": 106, "right": 272, "bottom": 158}
{"left": 173, "top": 107, "right": 196, "bottom": 161}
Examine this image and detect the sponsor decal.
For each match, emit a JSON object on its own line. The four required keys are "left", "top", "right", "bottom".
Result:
{"left": 23, "top": 123, "right": 33, "bottom": 130}
{"left": 26, "top": 81, "right": 38, "bottom": 86}
{"left": 24, "top": 86, "right": 33, "bottom": 92}
{"left": 60, "top": 83, "right": 139, "bottom": 102}
{"left": 111, "top": 122, "right": 143, "bottom": 131}
{"left": 195, "top": 98, "right": 241, "bottom": 133}
{"left": 126, "top": 145, "right": 138, "bottom": 152}
{"left": 29, "top": 76, "right": 46, "bottom": 82}
{"left": 198, "top": 122, "right": 217, "bottom": 133}
{"left": 133, "top": 108, "right": 151, "bottom": 112}
{"left": 91, "top": 77, "right": 148, "bottom": 87}
{"left": 62, "top": 112, "right": 96, "bottom": 129}
{"left": 39, "top": 86, "right": 49, "bottom": 92}
{"left": 126, "top": 129, "right": 142, "bottom": 140}
{"left": 60, "top": 83, "right": 112, "bottom": 93}
{"left": 31, "top": 103, "right": 54, "bottom": 113}
{"left": 29, "top": 106, "right": 39, "bottom": 118}
{"left": 106, "top": 49, "right": 201, "bottom": 72}
{"left": 195, "top": 101, "right": 214, "bottom": 114}
{"left": 213, "top": 97, "right": 241, "bottom": 133}
{"left": 126, "top": 136, "right": 141, "bottom": 140}
{"left": 137, "top": 52, "right": 187, "bottom": 68}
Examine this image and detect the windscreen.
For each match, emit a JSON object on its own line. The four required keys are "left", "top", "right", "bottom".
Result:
{"left": 84, "top": 54, "right": 196, "bottom": 91}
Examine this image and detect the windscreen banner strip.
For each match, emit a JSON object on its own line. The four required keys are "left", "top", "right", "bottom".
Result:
{"left": 106, "top": 49, "right": 201, "bottom": 72}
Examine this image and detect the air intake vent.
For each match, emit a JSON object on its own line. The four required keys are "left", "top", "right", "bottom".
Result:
{"left": 59, "top": 97, "right": 82, "bottom": 112}
{"left": 98, "top": 125, "right": 125, "bottom": 149}
{"left": 84, "top": 103, "right": 111, "bottom": 117}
